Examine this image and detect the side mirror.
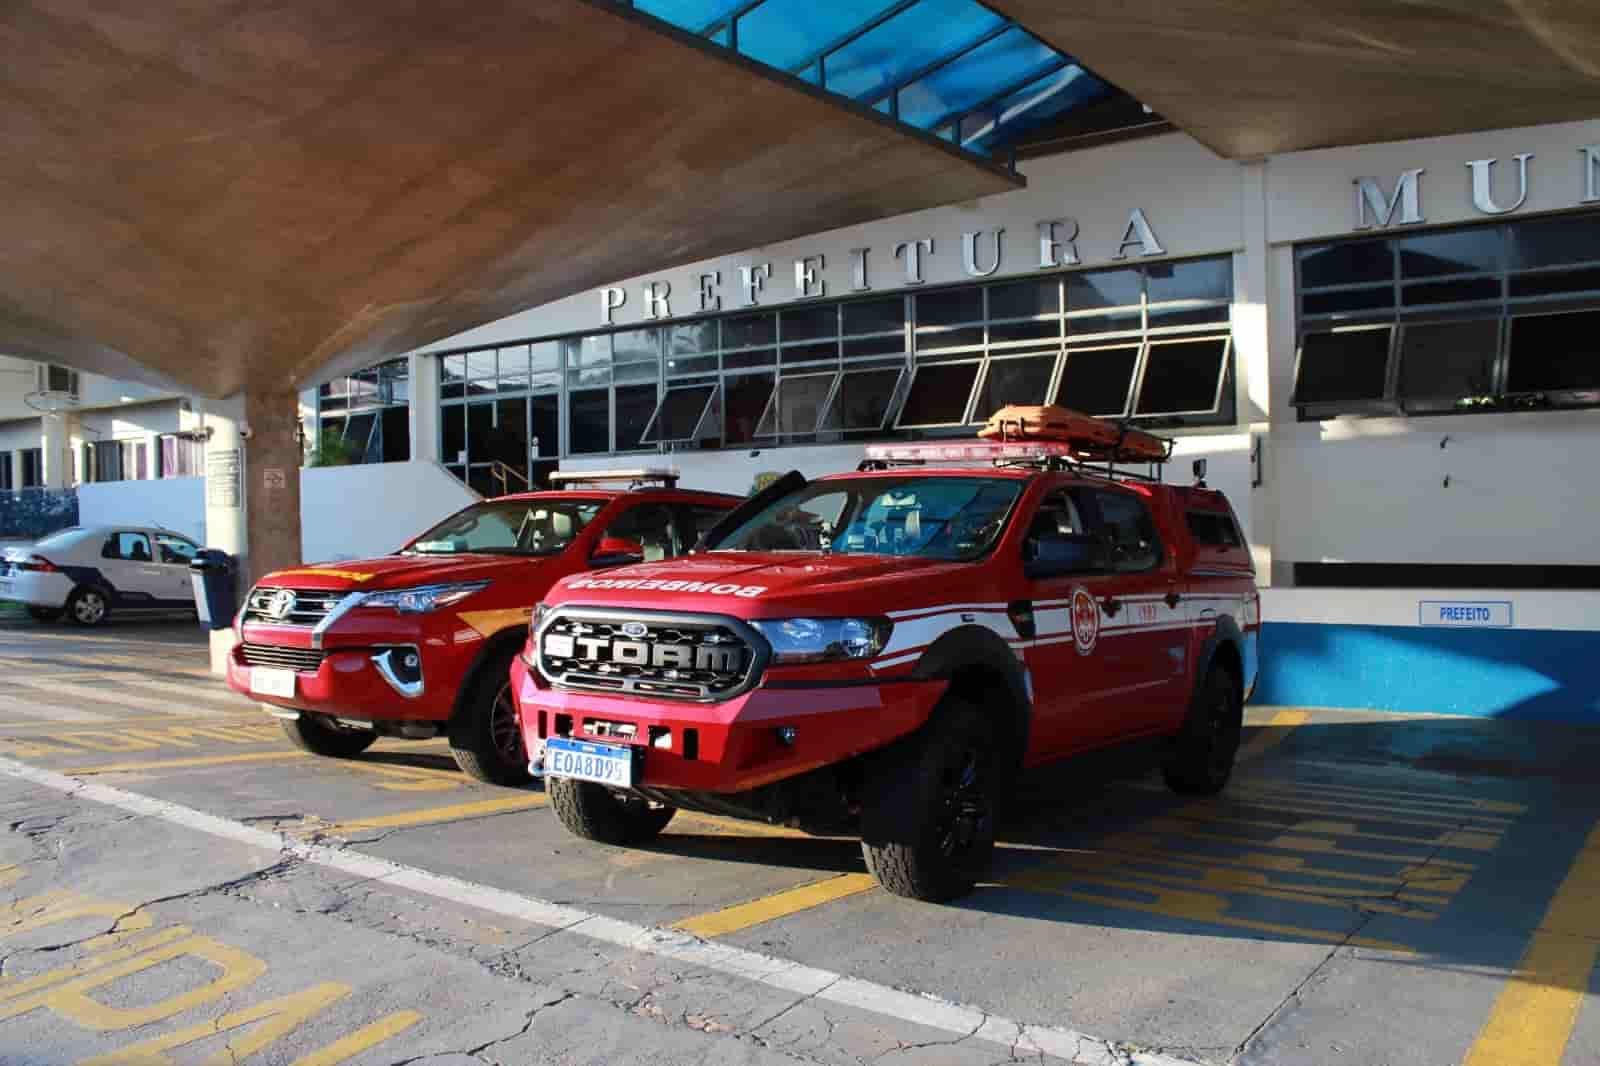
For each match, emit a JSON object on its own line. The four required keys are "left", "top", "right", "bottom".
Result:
{"left": 1025, "top": 533, "right": 1109, "bottom": 580}
{"left": 589, "top": 552, "right": 643, "bottom": 569}
{"left": 590, "top": 535, "right": 645, "bottom": 569}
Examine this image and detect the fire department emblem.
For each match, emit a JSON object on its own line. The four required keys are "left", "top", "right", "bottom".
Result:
{"left": 1070, "top": 586, "right": 1099, "bottom": 656}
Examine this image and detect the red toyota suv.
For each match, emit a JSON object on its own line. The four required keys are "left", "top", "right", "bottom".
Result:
{"left": 516, "top": 424, "right": 1260, "bottom": 901}
{"left": 227, "top": 472, "right": 737, "bottom": 784}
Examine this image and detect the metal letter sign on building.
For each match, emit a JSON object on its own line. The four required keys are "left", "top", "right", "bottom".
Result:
{"left": 1418, "top": 600, "right": 1514, "bottom": 628}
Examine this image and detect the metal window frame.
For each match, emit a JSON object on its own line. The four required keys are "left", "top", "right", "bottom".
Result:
{"left": 820, "top": 364, "right": 909, "bottom": 432}
{"left": 1392, "top": 316, "right": 1506, "bottom": 414}
{"left": 641, "top": 382, "right": 720, "bottom": 445}
{"left": 963, "top": 348, "right": 1062, "bottom": 425}
{"left": 1130, "top": 334, "right": 1234, "bottom": 418}
{"left": 1289, "top": 324, "right": 1399, "bottom": 417}
{"left": 1055, "top": 339, "right": 1144, "bottom": 419}
{"left": 753, "top": 370, "right": 841, "bottom": 438}
{"left": 893, "top": 357, "right": 986, "bottom": 429}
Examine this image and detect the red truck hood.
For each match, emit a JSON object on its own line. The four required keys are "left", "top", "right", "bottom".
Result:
{"left": 256, "top": 553, "right": 546, "bottom": 592}
{"left": 548, "top": 552, "right": 978, "bottom": 618}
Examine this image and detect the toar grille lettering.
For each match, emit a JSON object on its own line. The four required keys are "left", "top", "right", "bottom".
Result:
{"left": 539, "top": 612, "right": 760, "bottom": 701}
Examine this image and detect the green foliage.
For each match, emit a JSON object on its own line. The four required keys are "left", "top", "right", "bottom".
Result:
{"left": 306, "top": 428, "right": 365, "bottom": 468}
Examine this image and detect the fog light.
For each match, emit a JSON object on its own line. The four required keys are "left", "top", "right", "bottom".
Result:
{"left": 776, "top": 726, "right": 797, "bottom": 746}
{"left": 403, "top": 652, "right": 419, "bottom": 670}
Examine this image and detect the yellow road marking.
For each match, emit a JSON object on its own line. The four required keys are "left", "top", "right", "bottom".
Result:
{"left": 1220, "top": 787, "right": 1515, "bottom": 829}
{"left": 1237, "top": 709, "right": 1309, "bottom": 762}
{"left": 290, "top": 1009, "right": 424, "bottom": 1066}
{"left": 321, "top": 794, "right": 547, "bottom": 836}
{"left": 1169, "top": 808, "right": 1503, "bottom": 851}
{"left": 1096, "top": 831, "right": 1468, "bottom": 895}
{"left": 1268, "top": 777, "right": 1526, "bottom": 815}
{"left": 673, "top": 873, "right": 878, "bottom": 938}
{"left": 1008, "top": 866, "right": 1414, "bottom": 952}
{"left": 0, "top": 712, "right": 256, "bottom": 730}
{"left": 61, "top": 751, "right": 308, "bottom": 775}
{"left": 1462, "top": 822, "right": 1600, "bottom": 1066}
{"left": 1140, "top": 815, "right": 1480, "bottom": 869}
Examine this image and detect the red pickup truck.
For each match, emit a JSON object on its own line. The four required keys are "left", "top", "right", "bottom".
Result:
{"left": 226, "top": 472, "right": 737, "bottom": 784}
{"left": 517, "top": 427, "right": 1260, "bottom": 901}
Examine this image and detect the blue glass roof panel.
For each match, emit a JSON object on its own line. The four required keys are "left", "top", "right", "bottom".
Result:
{"left": 629, "top": 0, "right": 1129, "bottom": 163}
{"left": 956, "top": 64, "right": 1115, "bottom": 155}
{"left": 895, "top": 27, "right": 1060, "bottom": 130}
{"left": 636, "top": 0, "right": 750, "bottom": 35}
{"left": 736, "top": 0, "right": 903, "bottom": 72}
{"left": 822, "top": 0, "right": 1005, "bottom": 103}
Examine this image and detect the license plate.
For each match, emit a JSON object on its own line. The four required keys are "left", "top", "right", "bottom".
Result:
{"left": 542, "top": 737, "right": 634, "bottom": 787}
{"left": 249, "top": 666, "right": 297, "bottom": 699}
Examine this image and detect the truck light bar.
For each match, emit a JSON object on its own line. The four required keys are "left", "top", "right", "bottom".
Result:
{"left": 548, "top": 468, "right": 680, "bottom": 487}
{"left": 864, "top": 441, "right": 1078, "bottom": 464}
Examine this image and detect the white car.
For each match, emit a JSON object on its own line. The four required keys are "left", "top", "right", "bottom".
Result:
{"left": 0, "top": 525, "right": 202, "bottom": 626}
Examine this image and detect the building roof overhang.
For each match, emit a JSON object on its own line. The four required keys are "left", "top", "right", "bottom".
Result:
{"left": 0, "top": 0, "right": 1019, "bottom": 396}
{"left": 990, "top": 0, "right": 1600, "bottom": 158}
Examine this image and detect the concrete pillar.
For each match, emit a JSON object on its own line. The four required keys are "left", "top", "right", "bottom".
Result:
{"left": 199, "top": 389, "right": 304, "bottom": 674}
{"left": 409, "top": 352, "right": 439, "bottom": 463}
{"left": 243, "top": 387, "right": 304, "bottom": 584}
{"left": 201, "top": 395, "right": 247, "bottom": 674}
{"left": 40, "top": 411, "right": 70, "bottom": 489}
{"left": 1234, "top": 159, "right": 1277, "bottom": 587}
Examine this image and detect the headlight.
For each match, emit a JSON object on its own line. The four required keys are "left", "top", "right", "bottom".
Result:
{"left": 358, "top": 581, "right": 490, "bottom": 614}
{"left": 750, "top": 617, "right": 892, "bottom": 664}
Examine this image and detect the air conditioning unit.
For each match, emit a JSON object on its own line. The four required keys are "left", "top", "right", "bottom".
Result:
{"left": 36, "top": 364, "right": 79, "bottom": 398}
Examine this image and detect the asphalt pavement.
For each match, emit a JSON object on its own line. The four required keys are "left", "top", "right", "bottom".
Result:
{"left": 0, "top": 616, "right": 1597, "bottom": 1065}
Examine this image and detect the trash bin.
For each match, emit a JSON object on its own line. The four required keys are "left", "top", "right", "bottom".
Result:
{"left": 189, "top": 549, "right": 237, "bottom": 631}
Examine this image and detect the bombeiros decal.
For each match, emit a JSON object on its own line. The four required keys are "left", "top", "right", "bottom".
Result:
{"left": 1070, "top": 585, "right": 1100, "bottom": 656}
{"left": 565, "top": 575, "right": 766, "bottom": 598}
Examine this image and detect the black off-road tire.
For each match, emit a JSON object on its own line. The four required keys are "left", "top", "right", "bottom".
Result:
{"left": 1162, "top": 665, "right": 1243, "bottom": 796}
{"left": 547, "top": 779, "right": 676, "bottom": 845}
{"left": 860, "top": 699, "right": 996, "bottom": 902}
{"left": 280, "top": 714, "right": 377, "bottom": 758}
{"left": 449, "top": 646, "right": 529, "bottom": 786}
{"left": 66, "top": 586, "right": 110, "bottom": 627}
{"left": 27, "top": 606, "right": 62, "bottom": 622}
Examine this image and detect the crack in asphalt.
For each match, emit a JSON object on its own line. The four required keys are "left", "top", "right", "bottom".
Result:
{"left": 1230, "top": 909, "right": 1378, "bottom": 1064}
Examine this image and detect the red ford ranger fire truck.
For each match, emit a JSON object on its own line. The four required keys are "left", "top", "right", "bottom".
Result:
{"left": 516, "top": 410, "right": 1260, "bottom": 901}
{"left": 226, "top": 472, "right": 737, "bottom": 784}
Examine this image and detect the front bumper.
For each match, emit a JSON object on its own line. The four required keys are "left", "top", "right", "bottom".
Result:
{"left": 227, "top": 628, "right": 470, "bottom": 722}
{"left": 510, "top": 655, "right": 946, "bottom": 793}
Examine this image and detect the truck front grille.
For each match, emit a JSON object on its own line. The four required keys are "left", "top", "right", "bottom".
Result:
{"left": 239, "top": 643, "right": 327, "bottom": 673}
{"left": 537, "top": 609, "right": 765, "bottom": 702}
{"left": 242, "top": 587, "right": 345, "bottom": 627}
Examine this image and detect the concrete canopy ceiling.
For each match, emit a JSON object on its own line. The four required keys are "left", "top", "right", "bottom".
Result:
{"left": 991, "top": 0, "right": 1600, "bottom": 158}
{"left": 0, "top": 1, "right": 1017, "bottom": 397}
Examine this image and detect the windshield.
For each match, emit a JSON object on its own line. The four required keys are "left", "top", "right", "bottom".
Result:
{"left": 716, "top": 477, "right": 1023, "bottom": 560}
{"left": 405, "top": 499, "right": 605, "bottom": 556}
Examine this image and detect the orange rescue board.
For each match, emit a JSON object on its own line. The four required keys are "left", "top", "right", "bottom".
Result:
{"left": 977, "top": 404, "right": 1169, "bottom": 463}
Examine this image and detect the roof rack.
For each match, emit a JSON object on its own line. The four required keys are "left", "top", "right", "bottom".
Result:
{"left": 858, "top": 438, "right": 1172, "bottom": 484}
{"left": 547, "top": 467, "right": 680, "bottom": 490}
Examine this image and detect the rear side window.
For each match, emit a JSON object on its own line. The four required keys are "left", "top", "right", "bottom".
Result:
{"left": 1186, "top": 510, "right": 1242, "bottom": 548}
{"left": 1083, "top": 490, "right": 1162, "bottom": 573}
{"left": 102, "top": 532, "right": 153, "bottom": 561}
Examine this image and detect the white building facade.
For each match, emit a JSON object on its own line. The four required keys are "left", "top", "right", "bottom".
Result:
{"left": 382, "top": 118, "right": 1600, "bottom": 722}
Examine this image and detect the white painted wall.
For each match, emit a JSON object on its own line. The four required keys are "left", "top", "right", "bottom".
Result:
{"left": 78, "top": 477, "right": 204, "bottom": 541}
{"left": 300, "top": 461, "right": 477, "bottom": 563}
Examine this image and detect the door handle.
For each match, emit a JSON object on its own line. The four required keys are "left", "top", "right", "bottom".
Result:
{"left": 1100, "top": 596, "right": 1121, "bottom": 617}
{"left": 1164, "top": 590, "right": 1182, "bottom": 609}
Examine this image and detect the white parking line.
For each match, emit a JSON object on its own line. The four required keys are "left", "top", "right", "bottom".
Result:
{"left": 2, "top": 756, "right": 1199, "bottom": 1066}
